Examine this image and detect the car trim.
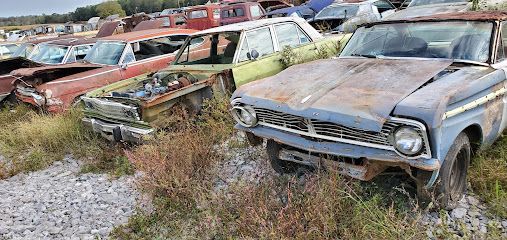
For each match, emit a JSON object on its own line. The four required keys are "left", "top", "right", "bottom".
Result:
{"left": 442, "top": 86, "right": 507, "bottom": 120}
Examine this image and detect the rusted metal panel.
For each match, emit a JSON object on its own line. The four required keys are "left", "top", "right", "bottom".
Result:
{"left": 96, "top": 21, "right": 122, "bottom": 38}
{"left": 235, "top": 58, "right": 453, "bottom": 132}
{"left": 133, "top": 19, "right": 166, "bottom": 31}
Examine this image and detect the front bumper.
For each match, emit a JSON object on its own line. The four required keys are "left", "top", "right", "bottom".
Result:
{"left": 82, "top": 117, "right": 154, "bottom": 143}
{"left": 238, "top": 124, "right": 441, "bottom": 177}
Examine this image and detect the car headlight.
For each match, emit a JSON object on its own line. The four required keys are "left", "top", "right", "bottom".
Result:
{"left": 231, "top": 105, "right": 257, "bottom": 128}
{"left": 392, "top": 126, "right": 423, "bottom": 156}
{"left": 31, "top": 93, "right": 45, "bottom": 106}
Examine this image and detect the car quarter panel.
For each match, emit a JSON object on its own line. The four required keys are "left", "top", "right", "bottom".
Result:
{"left": 394, "top": 67, "right": 506, "bottom": 161}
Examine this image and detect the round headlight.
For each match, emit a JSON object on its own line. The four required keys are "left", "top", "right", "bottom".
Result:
{"left": 231, "top": 105, "right": 257, "bottom": 128}
{"left": 392, "top": 126, "right": 423, "bottom": 156}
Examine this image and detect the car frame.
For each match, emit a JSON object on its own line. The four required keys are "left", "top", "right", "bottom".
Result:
{"left": 230, "top": 11, "right": 507, "bottom": 208}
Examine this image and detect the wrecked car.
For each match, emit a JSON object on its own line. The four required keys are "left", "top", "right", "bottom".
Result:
{"left": 14, "top": 28, "right": 198, "bottom": 113}
{"left": 220, "top": 2, "right": 266, "bottom": 26}
{"left": 0, "top": 37, "right": 95, "bottom": 103}
{"left": 81, "top": 17, "right": 349, "bottom": 142}
{"left": 309, "top": 0, "right": 396, "bottom": 33}
{"left": 266, "top": 0, "right": 334, "bottom": 20}
{"left": 231, "top": 11, "right": 507, "bottom": 208}
{"left": 385, "top": 0, "right": 469, "bottom": 20}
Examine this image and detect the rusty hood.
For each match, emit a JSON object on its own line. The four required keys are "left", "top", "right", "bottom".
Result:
{"left": 0, "top": 57, "right": 43, "bottom": 76}
{"left": 234, "top": 58, "right": 453, "bottom": 132}
{"left": 12, "top": 62, "right": 103, "bottom": 78}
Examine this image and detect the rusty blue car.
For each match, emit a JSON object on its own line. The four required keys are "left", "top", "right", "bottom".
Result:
{"left": 231, "top": 11, "right": 507, "bottom": 208}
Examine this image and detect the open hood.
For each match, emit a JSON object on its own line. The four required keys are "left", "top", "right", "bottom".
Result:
{"left": 12, "top": 62, "right": 103, "bottom": 85}
{"left": 0, "top": 57, "right": 43, "bottom": 76}
{"left": 235, "top": 58, "right": 453, "bottom": 132}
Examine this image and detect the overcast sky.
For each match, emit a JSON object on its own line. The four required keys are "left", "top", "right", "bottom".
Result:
{"left": 0, "top": 0, "right": 105, "bottom": 17}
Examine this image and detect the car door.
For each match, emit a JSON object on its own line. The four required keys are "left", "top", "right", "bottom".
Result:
{"left": 231, "top": 26, "right": 282, "bottom": 87}
{"left": 121, "top": 34, "right": 188, "bottom": 79}
{"left": 274, "top": 22, "right": 317, "bottom": 63}
{"left": 495, "top": 21, "right": 507, "bottom": 132}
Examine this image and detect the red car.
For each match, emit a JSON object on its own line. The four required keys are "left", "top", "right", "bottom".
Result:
{"left": 14, "top": 28, "right": 198, "bottom": 113}
{"left": 186, "top": 4, "right": 222, "bottom": 30}
{"left": 156, "top": 13, "right": 188, "bottom": 29}
{"left": 220, "top": 2, "right": 266, "bottom": 26}
{"left": 0, "top": 37, "right": 96, "bottom": 103}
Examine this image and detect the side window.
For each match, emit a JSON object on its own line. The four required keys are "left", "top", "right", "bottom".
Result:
{"left": 131, "top": 35, "right": 188, "bottom": 61}
{"left": 175, "top": 16, "right": 186, "bottom": 25}
{"left": 496, "top": 22, "right": 507, "bottom": 62}
{"left": 75, "top": 45, "right": 92, "bottom": 60}
{"left": 222, "top": 8, "right": 245, "bottom": 18}
{"left": 275, "top": 23, "right": 301, "bottom": 48}
{"left": 189, "top": 10, "right": 207, "bottom": 19}
{"left": 66, "top": 49, "right": 76, "bottom": 63}
{"left": 250, "top": 5, "right": 263, "bottom": 18}
{"left": 122, "top": 45, "right": 136, "bottom": 64}
{"left": 238, "top": 27, "right": 274, "bottom": 62}
{"left": 297, "top": 28, "right": 310, "bottom": 44}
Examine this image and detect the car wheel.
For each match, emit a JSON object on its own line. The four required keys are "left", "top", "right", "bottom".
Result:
{"left": 417, "top": 132, "right": 471, "bottom": 209}
{"left": 266, "top": 140, "right": 298, "bottom": 174}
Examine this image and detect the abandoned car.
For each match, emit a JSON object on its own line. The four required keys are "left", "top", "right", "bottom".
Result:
{"left": 308, "top": 0, "right": 396, "bottom": 33}
{"left": 220, "top": 2, "right": 266, "bottom": 26}
{"left": 0, "top": 37, "right": 96, "bottom": 103}
{"left": 14, "top": 28, "right": 198, "bottom": 113}
{"left": 230, "top": 11, "right": 507, "bottom": 208}
{"left": 266, "top": 0, "right": 334, "bottom": 20}
{"left": 81, "top": 17, "right": 349, "bottom": 142}
{"left": 0, "top": 42, "right": 20, "bottom": 60}
{"left": 385, "top": 0, "right": 469, "bottom": 20}
{"left": 186, "top": 4, "right": 222, "bottom": 30}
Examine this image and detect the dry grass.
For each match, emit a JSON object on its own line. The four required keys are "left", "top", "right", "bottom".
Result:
{"left": 469, "top": 136, "right": 507, "bottom": 218}
{"left": 0, "top": 105, "right": 124, "bottom": 178}
{"left": 111, "top": 97, "right": 426, "bottom": 239}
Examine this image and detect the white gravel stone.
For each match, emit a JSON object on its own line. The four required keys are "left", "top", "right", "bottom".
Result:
{"left": 451, "top": 208, "right": 467, "bottom": 219}
{"left": 0, "top": 156, "right": 140, "bottom": 239}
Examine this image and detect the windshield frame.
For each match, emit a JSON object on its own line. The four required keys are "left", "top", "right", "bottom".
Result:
{"left": 28, "top": 43, "right": 71, "bottom": 65}
{"left": 83, "top": 40, "right": 127, "bottom": 66}
{"left": 173, "top": 31, "right": 240, "bottom": 66}
{"left": 339, "top": 20, "right": 497, "bottom": 66}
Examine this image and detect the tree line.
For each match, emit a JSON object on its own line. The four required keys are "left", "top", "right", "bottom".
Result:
{"left": 0, "top": 0, "right": 208, "bottom": 28}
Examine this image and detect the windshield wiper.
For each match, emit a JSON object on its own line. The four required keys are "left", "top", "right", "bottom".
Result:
{"left": 350, "top": 53, "right": 378, "bottom": 58}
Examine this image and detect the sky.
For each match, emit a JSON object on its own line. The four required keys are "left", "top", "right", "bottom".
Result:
{"left": 0, "top": 0, "right": 105, "bottom": 18}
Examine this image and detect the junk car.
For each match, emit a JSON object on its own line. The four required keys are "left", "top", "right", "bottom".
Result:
{"left": 266, "top": 0, "right": 334, "bottom": 20}
{"left": 385, "top": 0, "right": 469, "bottom": 20}
{"left": 186, "top": 4, "right": 222, "bottom": 30}
{"left": 81, "top": 17, "right": 349, "bottom": 142}
{"left": 0, "top": 37, "right": 95, "bottom": 103}
{"left": 309, "top": 0, "right": 396, "bottom": 33}
{"left": 14, "top": 28, "right": 197, "bottom": 113}
{"left": 155, "top": 13, "right": 188, "bottom": 29}
{"left": 0, "top": 42, "right": 20, "bottom": 60}
{"left": 230, "top": 11, "right": 507, "bottom": 208}
{"left": 220, "top": 2, "right": 266, "bottom": 26}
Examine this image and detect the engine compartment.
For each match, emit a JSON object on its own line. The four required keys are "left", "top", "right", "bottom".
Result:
{"left": 110, "top": 72, "right": 199, "bottom": 101}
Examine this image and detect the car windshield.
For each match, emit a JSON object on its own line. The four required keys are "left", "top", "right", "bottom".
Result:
{"left": 175, "top": 32, "right": 239, "bottom": 65}
{"left": 12, "top": 43, "right": 34, "bottom": 58}
{"left": 84, "top": 41, "right": 126, "bottom": 65}
{"left": 29, "top": 44, "right": 69, "bottom": 64}
{"left": 316, "top": 5, "right": 359, "bottom": 18}
{"left": 340, "top": 21, "right": 493, "bottom": 63}
{"left": 409, "top": 0, "right": 467, "bottom": 7}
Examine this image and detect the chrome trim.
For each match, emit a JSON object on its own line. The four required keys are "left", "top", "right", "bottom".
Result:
{"left": 442, "top": 87, "right": 507, "bottom": 120}
{"left": 82, "top": 117, "right": 153, "bottom": 143}
{"left": 389, "top": 117, "right": 432, "bottom": 159}
{"left": 82, "top": 97, "right": 141, "bottom": 121}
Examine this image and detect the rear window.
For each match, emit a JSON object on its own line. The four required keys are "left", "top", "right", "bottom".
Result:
{"left": 222, "top": 7, "right": 245, "bottom": 18}
{"left": 189, "top": 10, "right": 208, "bottom": 19}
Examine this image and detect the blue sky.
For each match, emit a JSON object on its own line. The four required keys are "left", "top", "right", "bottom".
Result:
{"left": 0, "top": 0, "right": 105, "bottom": 17}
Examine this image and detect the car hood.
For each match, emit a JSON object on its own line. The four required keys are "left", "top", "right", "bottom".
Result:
{"left": 234, "top": 58, "right": 453, "bottom": 132}
{"left": 385, "top": 3, "right": 469, "bottom": 20}
{"left": 12, "top": 62, "right": 103, "bottom": 77}
{"left": 0, "top": 57, "right": 43, "bottom": 76}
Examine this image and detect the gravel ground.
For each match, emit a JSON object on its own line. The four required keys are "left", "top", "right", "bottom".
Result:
{"left": 0, "top": 156, "right": 139, "bottom": 240}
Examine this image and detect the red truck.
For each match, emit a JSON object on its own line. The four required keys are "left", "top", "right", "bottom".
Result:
{"left": 220, "top": 2, "right": 266, "bottom": 26}
{"left": 186, "top": 4, "right": 222, "bottom": 30}
{"left": 14, "top": 28, "right": 198, "bottom": 113}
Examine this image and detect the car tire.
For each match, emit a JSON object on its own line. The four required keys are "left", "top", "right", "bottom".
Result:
{"left": 417, "top": 132, "right": 471, "bottom": 209}
{"left": 246, "top": 132, "right": 262, "bottom": 146}
{"left": 266, "top": 140, "right": 298, "bottom": 174}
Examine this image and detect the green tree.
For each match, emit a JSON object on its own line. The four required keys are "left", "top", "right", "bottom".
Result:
{"left": 96, "top": 1, "right": 126, "bottom": 18}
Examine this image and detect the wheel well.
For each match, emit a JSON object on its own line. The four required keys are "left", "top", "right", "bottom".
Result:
{"left": 462, "top": 124, "right": 482, "bottom": 155}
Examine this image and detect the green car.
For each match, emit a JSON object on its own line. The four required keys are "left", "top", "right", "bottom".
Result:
{"left": 82, "top": 17, "right": 350, "bottom": 142}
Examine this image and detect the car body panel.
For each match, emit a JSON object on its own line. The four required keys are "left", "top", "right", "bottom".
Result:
{"left": 220, "top": 2, "right": 266, "bottom": 26}
{"left": 186, "top": 4, "right": 222, "bottom": 30}
{"left": 385, "top": 2, "right": 469, "bottom": 20}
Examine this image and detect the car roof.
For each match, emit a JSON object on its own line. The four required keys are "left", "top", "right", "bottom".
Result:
{"left": 222, "top": 1, "right": 260, "bottom": 8}
{"left": 195, "top": 17, "right": 308, "bottom": 35}
{"left": 99, "top": 28, "right": 198, "bottom": 42}
{"left": 43, "top": 37, "right": 97, "bottom": 46}
{"left": 397, "top": 11, "right": 507, "bottom": 22}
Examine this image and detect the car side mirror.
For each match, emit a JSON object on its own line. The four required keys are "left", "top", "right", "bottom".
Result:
{"left": 247, "top": 49, "right": 260, "bottom": 60}
{"left": 121, "top": 62, "right": 128, "bottom": 70}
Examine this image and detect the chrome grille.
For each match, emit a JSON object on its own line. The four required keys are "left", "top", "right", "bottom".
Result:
{"left": 82, "top": 97, "right": 140, "bottom": 121}
{"left": 254, "top": 107, "right": 429, "bottom": 156}
{"left": 16, "top": 85, "right": 37, "bottom": 97}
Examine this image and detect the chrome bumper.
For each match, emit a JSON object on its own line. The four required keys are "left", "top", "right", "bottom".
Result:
{"left": 82, "top": 118, "right": 154, "bottom": 143}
